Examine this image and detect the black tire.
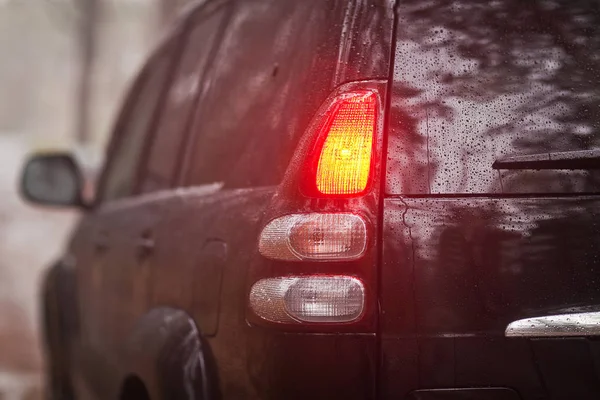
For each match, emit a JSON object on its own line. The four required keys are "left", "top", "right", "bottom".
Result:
{"left": 120, "top": 376, "right": 151, "bottom": 400}
{"left": 41, "top": 265, "right": 75, "bottom": 400}
{"left": 157, "top": 327, "right": 215, "bottom": 400}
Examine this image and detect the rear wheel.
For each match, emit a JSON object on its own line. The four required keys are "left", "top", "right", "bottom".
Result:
{"left": 41, "top": 266, "right": 75, "bottom": 400}
{"left": 157, "top": 332, "right": 211, "bottom": 400}
{"left": 119, "top": 376, "right": 150, "bottom": 400}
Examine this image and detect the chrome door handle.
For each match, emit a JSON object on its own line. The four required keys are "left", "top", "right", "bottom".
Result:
{"left": 506, "top": 311, "right": 600, "bottom": 337}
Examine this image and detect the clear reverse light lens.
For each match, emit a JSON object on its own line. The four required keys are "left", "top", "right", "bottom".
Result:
{"left": 259, "top": 213, "right": 367, "bottom": 261}
{"left": 249, "top": 276, "right": 365, "bottom": 324}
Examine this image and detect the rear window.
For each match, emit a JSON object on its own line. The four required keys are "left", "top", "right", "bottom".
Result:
{"left": 386, "top": 0, "right": 600, "bottom": 195}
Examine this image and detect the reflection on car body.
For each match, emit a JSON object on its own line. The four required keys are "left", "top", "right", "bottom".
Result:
{"left": 19, "top": 0, "right": 600, "bottom": 399}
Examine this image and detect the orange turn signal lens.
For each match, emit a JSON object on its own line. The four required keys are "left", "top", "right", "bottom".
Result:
{"left": 315, "top": 91, "right": 377, "bottom": 195}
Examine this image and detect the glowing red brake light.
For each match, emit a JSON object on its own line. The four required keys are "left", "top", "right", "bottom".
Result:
{"left": 314, "top": 91, "right": 377, "bottom": 195}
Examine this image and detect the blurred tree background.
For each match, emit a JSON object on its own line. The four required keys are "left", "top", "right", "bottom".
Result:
{"left": 0, "top": 0, "right": 189, "bottom": 398}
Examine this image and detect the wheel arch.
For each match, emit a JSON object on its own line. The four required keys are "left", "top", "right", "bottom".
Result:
{"left": 121, "top": 307, "right": 220, "bottom": 400}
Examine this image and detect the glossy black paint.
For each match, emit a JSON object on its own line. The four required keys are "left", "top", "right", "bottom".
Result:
{"left": 387, "top": 0, "right": 600, "bottom": 196}
{"left": 380, "top": 197, "right": 600, "bottom": 398}
{"left": 381, "top": 0, "right": 600, "bottom": 398}
{"left": 407, "top": 388, "right": 520, "bottom": 400}
{"left": 39, "top": 0, "right": 395, "bottom": 399}
{"left": 384, "top": 198, "right": 600, "bottom": 335}
{"left": 34, "top": 0, "right": 600, "bottom": 398}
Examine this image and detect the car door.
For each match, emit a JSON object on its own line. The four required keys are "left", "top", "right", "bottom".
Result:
{"left": 382, "top": 0, "right": 600, "bottom": 399}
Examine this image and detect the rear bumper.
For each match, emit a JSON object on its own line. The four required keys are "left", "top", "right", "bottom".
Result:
{"left": 380, "top": 335, "right": 600, "bottom": 399}
{"left": 247, "top": 331, "right": 377, "bottom": 399}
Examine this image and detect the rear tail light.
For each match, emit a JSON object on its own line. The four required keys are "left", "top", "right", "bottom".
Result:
{"left": 249, "top": 276, "right": 365, "bottom": 323}
{"left": 313, "top": 91, "right": 377, "bottom": 195}
{"left": 259, "top": 213, "right": 367, "bottom": 261}
{"left": 250, "top": 85, "right": 381, "bottom": 329}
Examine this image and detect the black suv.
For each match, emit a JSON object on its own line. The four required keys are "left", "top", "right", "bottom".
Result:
{"left": 20, "top": 0, "right": 600, "bottom": 399}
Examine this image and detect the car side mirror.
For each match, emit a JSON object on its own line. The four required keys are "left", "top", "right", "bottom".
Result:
{"left": 20, "top": 152, "right": 87, "bottom": 208}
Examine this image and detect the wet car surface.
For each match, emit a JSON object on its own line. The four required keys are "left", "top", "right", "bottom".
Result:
{"left": 19, "top": 0, "right": 600, "bottom": 399}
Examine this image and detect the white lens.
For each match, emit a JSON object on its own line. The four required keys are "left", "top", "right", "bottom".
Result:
{"left": 259, "top": 213, "right": 367, "bottom": 261}
{"left": 249, "top": 276, "right": 365, "bottom": 324}
{"left": 284, "top": 276, "right": 364, "bottom": 322}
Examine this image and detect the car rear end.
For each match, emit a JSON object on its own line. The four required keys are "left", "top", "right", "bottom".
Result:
{"left": 194, "top": 1, "right": 396, "bottom": 399}
{"left": 243, "top": 79, "right": 389, "bottom": 397}
{"left": 380, "top": 0, "right": 600, "bottom": 399}
{"left": 246, "top": 0, "right": 600, "bottom": 398}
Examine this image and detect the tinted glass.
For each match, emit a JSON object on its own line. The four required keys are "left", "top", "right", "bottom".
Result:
{"left": 140, "top": 5, "right": 227, "bottom": 193}
{"left": 387, "top": 0, "right": 600, "bottom": 195}
{"left": 184, "top": 0, "right": 349, "bottom": 188}
{"left": 99, "top": 44, "right": 176, "bottom": 202}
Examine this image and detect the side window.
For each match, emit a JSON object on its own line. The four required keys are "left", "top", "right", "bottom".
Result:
{"left": 139, "top": 4, "right": 228, "bottom": 193}
{"left": 387, "top": 0, "right": 600, "bottom": 195}
{"left": 98, "top": 43, "right": 177, "bottom": 203}
{"left": 184, "top": 0, "right": 348, "bottom": 189}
